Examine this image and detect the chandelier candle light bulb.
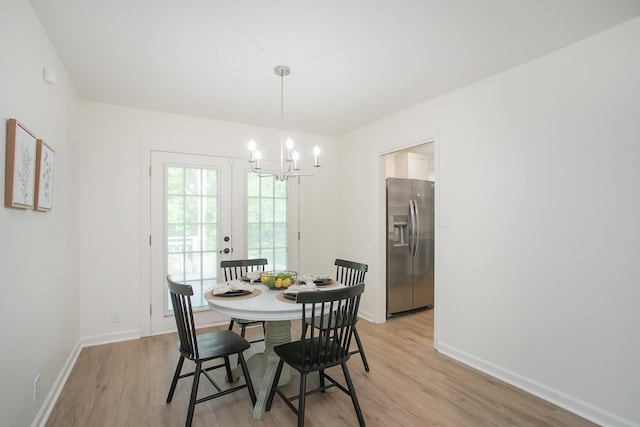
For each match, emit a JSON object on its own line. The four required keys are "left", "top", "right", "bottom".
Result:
{"left": 248, "top": 139, "right": 256, "bottom": 162}
{"left": 247, "top": 65, "right": 322, "bottom": 181}
{"left": 292, "top": 151, "right": 300, "bottom": 170}
{"left": 314, "top": 146, "right": 320, "bottom": 167}
{"left": 286, "top": 138, "right": 294, "bottom": 161}
{"left": 254, "top": 150, "right": 262, "bottom": 169}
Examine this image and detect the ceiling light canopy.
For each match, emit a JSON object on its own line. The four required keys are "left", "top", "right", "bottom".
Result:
{"left": 248, "top": 66, "right": 321, "bottom": 181}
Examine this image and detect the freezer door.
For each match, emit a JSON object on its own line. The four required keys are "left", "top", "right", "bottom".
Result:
{"left": 386, "top": 178, "right": 414, "bottom": 314}
{"left": 412, "top": 180, "right": 434, "bottom": 308}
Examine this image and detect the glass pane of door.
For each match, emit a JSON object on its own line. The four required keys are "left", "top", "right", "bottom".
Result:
{"left": 247, "top": 172, "right": 288, "bottom": 270}
{"left": 150, "top": 151, "right": 232, "bottom": 333}
{"left": 166, "top": 165, "right": 218, "bottom": 309}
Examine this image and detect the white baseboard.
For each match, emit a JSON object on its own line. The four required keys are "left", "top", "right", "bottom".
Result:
{"left": 31, "top": 340, "right": 82, "bottom": 427}
{"left": 358, "top": 308, "right": 375, "bottom": 323}
{"left": 80, "top": 329, "right": 141, "bottom": 347}
{"left": 437, "top": 342, "right": 638, "bottom": 427}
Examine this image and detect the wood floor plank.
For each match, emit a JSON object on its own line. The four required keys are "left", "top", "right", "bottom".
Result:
{"left": 45, "top": 310, "right": 596, "bottom": 427}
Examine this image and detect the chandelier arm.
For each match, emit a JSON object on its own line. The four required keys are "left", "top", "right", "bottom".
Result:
{"left": 291, "top": 165, "right": 321, "bottom": 178}
{"left": 249, "top": 165, "right": 280, "bottom": 179}
{"left": 249, "top": 162, "right": 319, "bottom": 180}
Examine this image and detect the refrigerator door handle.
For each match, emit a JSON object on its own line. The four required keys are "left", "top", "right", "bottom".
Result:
{"left": 409, "top": 199, "right": 418, "bottom": 257}
{"left": 408, "top": 199, "right": 414, "bottom": 254}
{"left": 413, "top": 199, "right": 420, "bottom": 258}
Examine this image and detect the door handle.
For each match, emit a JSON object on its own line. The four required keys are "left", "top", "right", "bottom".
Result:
{"left": 409, "top": 199, "right": 416, "bottom": 256}
{"left": 413, "top": 199, "right": 420, "bottom": 257}
{"left": 410, "top": 199, "right": 419, "bottom": 257}
{"left": 219, "top": 235, "right": 232, "bottom": 254}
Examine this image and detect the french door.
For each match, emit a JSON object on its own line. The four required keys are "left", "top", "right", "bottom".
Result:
{"left": 149, "top": 151, "right": 238, "bottom": 333}
{"left": 147, "top": 150, "right": 299, "bottom": 334}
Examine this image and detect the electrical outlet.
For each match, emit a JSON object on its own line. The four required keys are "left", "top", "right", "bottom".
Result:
{"left": 110, "top": 311, "right": 121, "bottom": 323}
{"left": 34, "top": 374, "right": 40, "bottom": 402}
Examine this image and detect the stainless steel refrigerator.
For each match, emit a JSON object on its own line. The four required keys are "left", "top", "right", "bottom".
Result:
{"left": 386, "top": 178, "right": 434, "bottom": 316}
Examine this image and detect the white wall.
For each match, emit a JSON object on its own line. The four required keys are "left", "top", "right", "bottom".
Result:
{"left": 0, "top": 1, "right": 80, "bottom": 426}
{"left": 339, "top": 17, "right": 640, "bottom": 427}
{"left": 75, "top": 102, "right": 340, "bottom": 341}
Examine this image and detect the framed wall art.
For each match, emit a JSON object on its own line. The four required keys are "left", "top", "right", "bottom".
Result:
{"left": 34, "top": 139, "right": 55, "bottom": 212}
{"left": 5, "top": 119, "right": 37, "bottom": 209}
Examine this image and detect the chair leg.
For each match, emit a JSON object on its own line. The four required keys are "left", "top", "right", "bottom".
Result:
{"left": 224, "top": 355, "right": 234, "bottom": 383}
{"left": 237, "top": 351, "right": 257, "bottom": 405}
{"left": 352, "top": 326, "right": 370, "bottom": 372}
{"left": 341, "top": 362, "right": 365, "bottom": 427}
{"left": 227, "top": 318, "right": 235, "bottom": 331}
{"left": 186, "top": 361, "right": 202, "bottom": 427}
{"left": 297, "top": 373, "right": 307, "bottom": 427}
{"left": 166, "top": 355, "right": 185, "bottom": 403}
{"left": 265, "top": 359, "right": 285, "bottom": 411}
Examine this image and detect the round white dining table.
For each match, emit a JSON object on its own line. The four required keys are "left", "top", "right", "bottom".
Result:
{"left": 205, "top": 280, "right": 342, "bottom": 420}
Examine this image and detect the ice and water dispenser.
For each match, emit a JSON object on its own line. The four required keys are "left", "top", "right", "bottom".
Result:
{"left": 391, "top": 214, "right": 409, "bottom": 247}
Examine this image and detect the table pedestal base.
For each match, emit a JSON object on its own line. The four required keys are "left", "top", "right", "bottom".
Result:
{"left": 229, "top": 320, "right": 292, "bottom": 420}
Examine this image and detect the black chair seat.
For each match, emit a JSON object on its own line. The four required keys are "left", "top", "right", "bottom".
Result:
{"left": 233, "top": 318, "right": 263, "bottom": 325}
{"left": 177, "top": 330, "right": 250, "bottom": 361}
{"left": 274, "top": 337, "right": 346, "bottom": 373}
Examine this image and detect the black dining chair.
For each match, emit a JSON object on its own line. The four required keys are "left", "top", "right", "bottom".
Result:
{"left": 166, "top": 275, "right": 256, "bottom": 427}
{"left": 266, "top": 283, "right": 366, "bottom": 427}
{"left": 304, "top": 258, "right": 370, "bottom": 371}
{"left": 221, "top": 258, "right": 268, "bottom": 344}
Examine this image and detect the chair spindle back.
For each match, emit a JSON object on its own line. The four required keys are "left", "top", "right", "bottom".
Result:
{"left": 167, "top": 276, "right": 200, "bottom": 359}
{"left": 335, "top": 259, "right": 368, "bottom": 287}
{"left": 221, "top": 258, "right": 268, "bottom": 281}
{"left": 298, "top": 283, "right": 365, "bottom": 368}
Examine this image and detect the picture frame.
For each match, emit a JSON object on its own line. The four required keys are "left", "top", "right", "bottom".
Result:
{"left": 5, "top": 119, "right": 37, "bottom": 209}
{"left": 34, "top": 139, "right": 55, "bottom": 212}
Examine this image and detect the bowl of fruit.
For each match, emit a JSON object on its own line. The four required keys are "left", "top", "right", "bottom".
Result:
{"left": 260, "top": 271, "right": 297, "bottom": 290}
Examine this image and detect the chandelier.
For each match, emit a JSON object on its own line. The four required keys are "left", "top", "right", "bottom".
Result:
{"left": 248, "top": 65, "right": 321, "bottom": 181}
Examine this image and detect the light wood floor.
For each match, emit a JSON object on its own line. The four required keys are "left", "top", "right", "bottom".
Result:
{"left": 46, "top": 310, "right": 595, "bottom": 427}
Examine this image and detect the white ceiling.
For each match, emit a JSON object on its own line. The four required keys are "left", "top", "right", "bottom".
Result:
{"left": 29, "top": 0, "right": 640, "bottom": 136}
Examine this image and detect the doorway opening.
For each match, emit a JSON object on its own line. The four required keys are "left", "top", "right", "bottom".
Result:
{"left": 381, "top": 141, "right": 436, "bottom": 324}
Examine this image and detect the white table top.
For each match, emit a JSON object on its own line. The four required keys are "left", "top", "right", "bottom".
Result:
{"left": 205, "top": 280, "right": 343, "bottom": 321}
